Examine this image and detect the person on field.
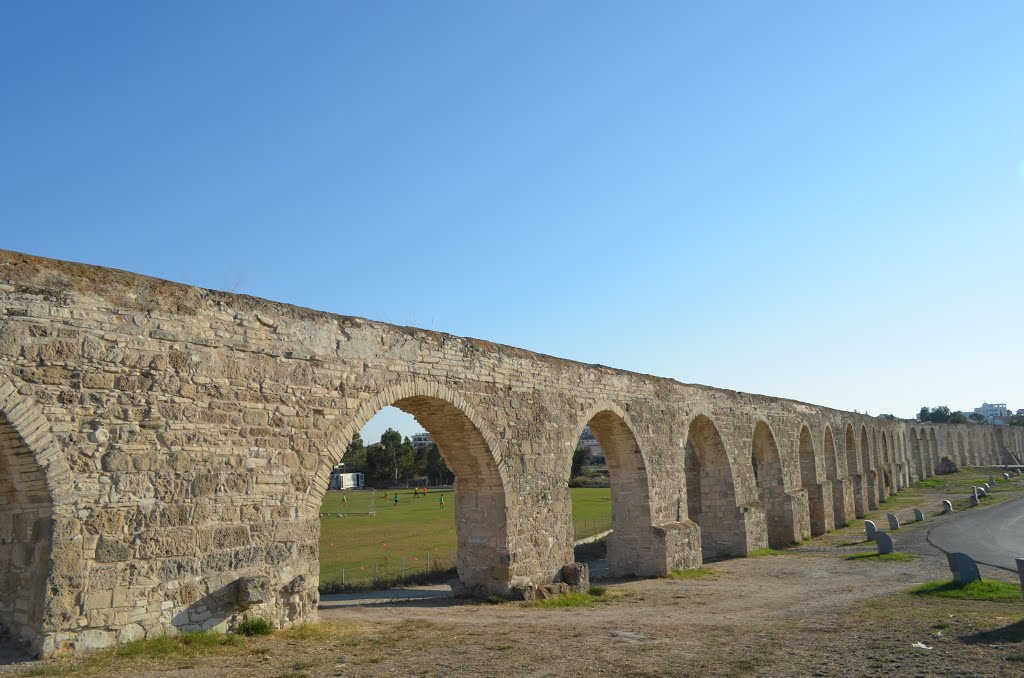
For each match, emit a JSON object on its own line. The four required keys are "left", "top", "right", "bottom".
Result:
{"left": 394, "top": 492, "right": 399, "bottom": 507}
{"left": 439, "top": 494, "right": 445, "bottom": 509}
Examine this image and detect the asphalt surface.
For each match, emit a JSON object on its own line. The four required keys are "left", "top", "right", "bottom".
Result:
{"left": 928, "top": 494, "right": 1024, "bottom": 571}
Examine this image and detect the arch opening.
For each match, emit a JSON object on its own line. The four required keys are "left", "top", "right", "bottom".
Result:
{"left": 798, "top": 427, "right": 827, "bottom": 536}
{"left": 823, "top": 427, "right": 848, "bottom": 527}
{"left": 861, "top": 427, "right": 878, "bottom": 510}
{"left": 751, "top": 421, "right": 793, "bottom": 548}
{"left": 684, "top": 416, "right": 745, "bottom": 560}
{"left": 316, "top": 394, "right": 510, "bottom": 597}
{"left": 0, "top": 410, "right": 53, "bottom": 650}
{"left": 580, "top": 410, "right": 653, "bottom": 577}
{"left": 845, "top": 425, "right": 865, "bottom": 518}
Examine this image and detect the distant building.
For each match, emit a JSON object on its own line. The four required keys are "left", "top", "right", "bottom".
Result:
{"left": 578, "top": 426, "right": 605, "bottom": 464}
{"left": 973, "top": 403, "right": 1010, "bottom": 424}
{"left": 328, "top": 462, "right": 364, "bottom": 489}
{"left": 412, "top": 432, "right": 432, "bottom": 449}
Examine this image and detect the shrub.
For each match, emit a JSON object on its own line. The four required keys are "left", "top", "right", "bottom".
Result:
{"left": 236, "top": 616, "right": 273, "bottom": 636}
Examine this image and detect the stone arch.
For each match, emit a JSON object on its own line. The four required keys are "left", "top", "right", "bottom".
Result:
{"left": 845, "top": 424, "right": 865, "bottom": 518}
{"left": 860, "top": 426, "right": 877, "bottom": 510}
{"left": 684, "top": 415, "right": 747, "bottom": 559}
{"left": 751, "top": 420, "right": 794, "bottom": 548}
{"left": 0, "top": 372, "right": 75, "bottom": 655}
{"left": 880, "top": 432, "right": 892, "bottom": 495}
{"left": 957, "top": 431, "right": 967, "bottom": 467}
{"left": 927, "top": 428, "right": 939, "bottom": 475}
{"left": 915, "top": 428, "right": 928, "bottom": 480}
{"left": 573, "top": 403, "right": 656, "bottom": 577}
{"left": 823, "top": 426, "right": 848, "bottom": 527}
{"left": 798, "top": 426, "right": 826, "bottom": 536}
{"left": 313, "top": 380, "right": 512, "bottom": 596}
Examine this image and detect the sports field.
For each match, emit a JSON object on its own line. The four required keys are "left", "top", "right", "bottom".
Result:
{"left": 319, "top": 487, "right": 611, "bottom": 585}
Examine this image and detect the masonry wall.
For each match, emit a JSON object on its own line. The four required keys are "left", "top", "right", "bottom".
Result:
{"left": 0, "top": 250, "right": 1019, "bottom": 656}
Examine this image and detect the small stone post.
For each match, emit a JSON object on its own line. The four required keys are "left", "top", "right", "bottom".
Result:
{"left": 1016, "top": 558, "right": 1024, "bottom": 602}
{"left": 886, "top": 513, "right": 900, "bottom": 530}
{"left": 912, "top": 508, "right": 924, "bottom": 522}
{"left": 970, "top": 488, "right": 980, "bottom": 507}
{"left": 864, "top": 520, "right": 877, "bottom": 541}
{"left": 876, "top": 532, "right": 893, "bottom": 555}
{"left": 947, "top": 552, "right": 981, "bottom": 584}
{"left": 942, "top": 500, "right": 953, "bottom": 513}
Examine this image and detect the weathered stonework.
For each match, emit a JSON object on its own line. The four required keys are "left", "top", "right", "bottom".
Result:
{"left": 0, "top": 249, "right": 1020, "bottom": 656}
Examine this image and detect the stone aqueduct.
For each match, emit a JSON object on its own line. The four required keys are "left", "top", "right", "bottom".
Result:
{"left": 0, "top": 250, "right": 1021, "bottom": 656}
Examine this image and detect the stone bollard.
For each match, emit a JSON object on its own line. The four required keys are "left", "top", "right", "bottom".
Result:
{"left": 942, "top": 500, "right": 953, "bottom": 513}
{"left": 1017, "top": 558, "right": 1024, "bottom": 602}
{"left": 887, "top": 513, "right": 900, "bottom": 530}
{"left": 989, "top": 475, "right": 995, "bottom": 485}
{"left": 983, "top": 483, "right": 991, "bottom": 492}
{"left": 947, "top": 552, "right": 981, "bottom": 584}
{"left": 1005, "top": 473, "right": 1011, "bottom": 480}
{"left": 876, "top": 532, "right": 894, "bottom": 555}
{"left": 864, "top": 520, "right": 877, "bottom": 541}
{"left": 970, "top": 487, "right": 980, "bottom": 506}
{"left": 978, "top": 487, "right": 988, "bottom": 498}
{"left": 912, "top": 508, "right": 924, "bottom": 522}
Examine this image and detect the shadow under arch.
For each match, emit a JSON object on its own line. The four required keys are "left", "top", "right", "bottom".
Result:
{"left": 845, "top": 424, "right": 865, "bottom": 518}
{"left": 312, "top": 381, "right": 512, "bottom": 597}
{"left": 823, "top": 426, "right": 849, "bottom": 527}
{"left": 0, "top": 370, "right": 75, "bottom": 657}
{"left": 927, "top": 428, "right": 939, "bottom": 474}
{"left": 879, "top": 433, "right": 892, "bottom": 496}
{"left": 860, "top": 426, "right": 878, "bottom": 510}
{"left": 957, "top": 431, "right": 967, "bottom": 467}
{"left": 798, "top": 425, "right": 827, "bottom": 536}
{"left": 684, "top": 414, "right": 749, "bottom": 559}
{"left": 751, "top": 419, "right": 794, "bottom": 548}
{"left": 573, "top": 403, "right": 657, "bottom": 577}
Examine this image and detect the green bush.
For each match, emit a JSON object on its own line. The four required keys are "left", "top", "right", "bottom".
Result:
{"left": 237, "top": 616, "right": 273, "bottom": 636}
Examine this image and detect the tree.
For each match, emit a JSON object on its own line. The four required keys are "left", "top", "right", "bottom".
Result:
{"left": 1009, "top": 414, "right": 1024, "bottom": 427}
{"left": 343, "top": 432, "right": 367, "bottom": 472}
{"left": 571, "top": 444, "right": 590, "bottom": 479}
{"left": 424, "top": 443, "right": 453, "bottom": 485}
{"left": 968, "top": 413, "right": 986, "bottom": 423}
{"left": 917, "top": 405, "right": 964, "bottom": 424}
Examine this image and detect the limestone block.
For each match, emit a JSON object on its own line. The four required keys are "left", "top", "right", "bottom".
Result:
{"left": 560, "top": 563, "right": 589, "bottom": 594}
{"left": 238, "top": 575, "right": 272, "bottom": 608}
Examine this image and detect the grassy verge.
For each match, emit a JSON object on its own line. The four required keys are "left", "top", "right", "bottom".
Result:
{"left": 909, "top": 579, "right": 1023, "bottom": 602}
{"left": 746, "top": 548, "right": 789, "bottom": 557}
{"left": 665, "top": 567, "right": 714, "bottom": 580}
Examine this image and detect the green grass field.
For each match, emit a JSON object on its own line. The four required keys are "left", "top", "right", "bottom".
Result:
{"left": 319, "top": 487, "right": 611, "bottom": 586}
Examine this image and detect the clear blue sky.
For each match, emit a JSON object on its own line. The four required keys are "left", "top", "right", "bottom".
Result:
{"left": 2, "top": 2, "right": 1022, "bottom": 443}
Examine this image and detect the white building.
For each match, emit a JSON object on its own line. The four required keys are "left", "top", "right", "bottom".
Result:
{"left": 412, "top": 432, "right": 432, "bottom": 449}
{"left": 578, "top": 426, "right": 605, "bottom": 464}
{"left": 329, "top": 471, "right": 364, "bottom": 490}
{"left": 974, "top": 403, "right": 1010, "bottom": 423}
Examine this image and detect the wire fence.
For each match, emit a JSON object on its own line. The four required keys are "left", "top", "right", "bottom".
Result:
{"left": 574, "top": 516, "right": 613, "bottom": 541}
{"left": 319, "top": 548, "right": 458, "bottom": 593}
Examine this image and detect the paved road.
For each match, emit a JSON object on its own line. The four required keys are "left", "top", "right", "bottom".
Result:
{"left": 928, "top": 495, "right": 1024, "bottom": 571}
